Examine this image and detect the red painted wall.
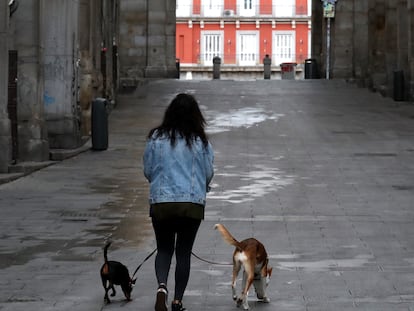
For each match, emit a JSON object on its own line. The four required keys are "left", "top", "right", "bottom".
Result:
{"left": 176, "top": 0, "right": 310, "bottom": 65}
{"left": 296, "top": 24, "right": 309, "bottom": 64}
{"left": 261, "top": 0, "right": 273, "bottom": 15}
{"left": 193, "top": 0, "right": 201, "bottom": 14}
{"left": 226, "top": 0, "right": 236, "bottom": 11}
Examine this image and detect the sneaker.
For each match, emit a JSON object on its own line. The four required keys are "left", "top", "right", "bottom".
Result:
{"left": 155, "top": 285, "right": 168, "bottom": 311}
{"left": 171, "top": 301, "right": 186, "bottom": 311}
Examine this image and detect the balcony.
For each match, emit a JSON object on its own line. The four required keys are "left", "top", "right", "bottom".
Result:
{"left": 176, "top": 5, "right": 309, "bottom": 19}
{"left": 194, "top": 53, "right": 306, "bottom": 67}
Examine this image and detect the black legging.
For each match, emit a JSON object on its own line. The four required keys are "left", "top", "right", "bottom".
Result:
{"left": 152, "top": 216, "right": 201, "bottom": 301}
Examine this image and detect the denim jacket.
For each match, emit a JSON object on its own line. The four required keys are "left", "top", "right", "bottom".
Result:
{"left": 143, "top": 134, "right": 214, "bottom": 206}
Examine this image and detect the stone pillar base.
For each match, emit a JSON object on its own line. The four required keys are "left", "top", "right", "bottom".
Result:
{"left": 0, "top": 117, "right": 11, "bottom": 173}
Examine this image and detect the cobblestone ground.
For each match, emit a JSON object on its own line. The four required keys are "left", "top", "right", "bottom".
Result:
{"left": 1, "top": 80, "right": 414, "bottom": 310}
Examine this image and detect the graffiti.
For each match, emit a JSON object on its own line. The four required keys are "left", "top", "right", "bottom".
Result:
{"left": 43, "top": 91, "right": 56, "bottom": 106}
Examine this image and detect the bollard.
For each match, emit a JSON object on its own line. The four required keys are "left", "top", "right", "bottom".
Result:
{"left": 393, "top": 70, "right": 404, "bottom": 101}
{"left": 91, "top": 98, "right": 108, "bottom": 150}
{"left": 175, "top": 58, "right": 180, "bottom": 79}
{"left": 213, "top": 56, "right": 221, "bottom": 79}
{"left": 263, "top": 55, "right": 271, "bottom": 80}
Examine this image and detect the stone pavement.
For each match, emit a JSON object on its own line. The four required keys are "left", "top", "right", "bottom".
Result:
{"left": 1, "top": 79, "right": 414, "bottom": 311}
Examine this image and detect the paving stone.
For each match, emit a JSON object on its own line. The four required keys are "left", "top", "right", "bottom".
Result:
{"left": 1, "top": 80, "right": 414, "bottom": 310}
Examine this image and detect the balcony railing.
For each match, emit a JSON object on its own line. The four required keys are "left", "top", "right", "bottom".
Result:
{"left": 192, "top": 53, "right": 307, "bottom": 66}
{"left": 176, "top": 5, "right": 309, "bottom": 18}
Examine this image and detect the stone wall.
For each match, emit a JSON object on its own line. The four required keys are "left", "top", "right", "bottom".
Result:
{"left": 313, "top": 0, "right": 414, "bottom": 100}
{"left": 14, "top": 0, "right": 49, "bottom": 160}
{"left": 118, "top": 0, "right": 177, "bottom": 88}
{"left": 0, "top": 1, "right": 11, "bottom": 172}
{"left": 0, "top": 0, "right": 118, "bottom": 171}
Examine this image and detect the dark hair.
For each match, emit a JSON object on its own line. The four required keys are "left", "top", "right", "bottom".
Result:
{"left": 148, "top": 93, "right": 209, "bottom": 147}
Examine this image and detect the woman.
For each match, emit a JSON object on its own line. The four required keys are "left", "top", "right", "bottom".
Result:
{"left": 143, "top": 93, "right": 214, "bottom": 311}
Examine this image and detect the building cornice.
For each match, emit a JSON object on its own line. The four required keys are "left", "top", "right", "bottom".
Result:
{"left": 176, "top": 17, "right": 311, "bottom": 25}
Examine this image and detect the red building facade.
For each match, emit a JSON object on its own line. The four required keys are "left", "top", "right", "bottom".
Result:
{"left": 176, "top": 0, "right": 311, "bottom": 69}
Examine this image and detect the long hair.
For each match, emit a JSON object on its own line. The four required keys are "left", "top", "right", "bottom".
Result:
{"left": 148, "top": 93, "right": 209, "bottom": 148}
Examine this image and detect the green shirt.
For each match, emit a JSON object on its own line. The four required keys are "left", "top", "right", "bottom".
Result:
{"left": 150, "top": 202, "right": 205, "bottom": 220}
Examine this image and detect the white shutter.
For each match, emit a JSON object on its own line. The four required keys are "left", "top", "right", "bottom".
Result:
{"left": 203, "top": 0, "right": 222, "bottom": 17}
{"left": 202, "top": 32, "right": 223, "bottom": 65}
{"left": 273, "top": 32, "right": 295, "bottom": 65}
{"left": 239, "top": 0, "right": 256, "bottom": 17}
{"left": 238, "top": 33, "right": 257, "bottom": 66}
{"left": 176, "top": 0, "right": 191, "bottom": 17}
{"left": 274, "top": 0, "right": 294, "bottom": 17}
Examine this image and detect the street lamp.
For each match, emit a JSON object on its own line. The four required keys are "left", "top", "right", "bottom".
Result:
{"left": 321, "top": 0, "right": 337, "bottom": 79}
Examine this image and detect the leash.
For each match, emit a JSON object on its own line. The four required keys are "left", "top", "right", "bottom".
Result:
{"left": 191, "top": 251, "right": 232, "bottom": 266}
{"left": 131, "top": 248, "right": 232, "bottom": 278}
{"left": 132, "top": 248, "right": 157, "bottom": 278}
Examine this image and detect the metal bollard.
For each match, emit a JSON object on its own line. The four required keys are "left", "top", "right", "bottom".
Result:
{"left": 263, "top": 55, "right": 271, "bottom": 80}
{"left": 175, "top": 58, "right": 180, "bottom": 79}
{"left": 213, "top": 56, "right": 221, "bottom": 79}
{"left": 91, "top": 98, "right": 108, "bottom": 151}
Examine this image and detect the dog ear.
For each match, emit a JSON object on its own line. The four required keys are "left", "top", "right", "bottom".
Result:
{"left": 268, "top": 267, "right": 273, "bottom": 277}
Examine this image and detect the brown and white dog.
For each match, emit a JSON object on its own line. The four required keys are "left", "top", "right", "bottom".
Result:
{"left": 215, "top": 223, "right": 272, "bottom": 310}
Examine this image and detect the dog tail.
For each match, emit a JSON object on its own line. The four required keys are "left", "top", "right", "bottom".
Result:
{"left": 103, "top": 241, "right": 111, "bottom": 263}
{"left": 214, "top": 223, "right": 242, "bottom": 250}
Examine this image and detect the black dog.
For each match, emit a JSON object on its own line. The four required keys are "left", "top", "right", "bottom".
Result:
{"left": 100, "top": 242, "right": 136, "bottom": 303}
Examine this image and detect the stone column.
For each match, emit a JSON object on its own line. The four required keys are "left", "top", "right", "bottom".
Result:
{"left": 331, "top": 0, "right": 355, "bottom": 78}
{"left": 14, "top": 0, "right": 49, "bottom": 161}
{"left": 118, "top": 0, "right": 147, "bottom": 86}
{"left": 385, "top": 0, "right": 399, "bottom": 96}
{"left": 367, "top": 0, "right": 388, "bottom": 94}
{"left": 353, "top": 0, "right": 370, "bottom": 86}
{"left": 43, "top": 0, "right": 82, "bottom": 149}
{"left": 396, "top": 0, "right": 409, "bottom": 69}
{"left": 311, "top": 0, "right": 324, "bottom": 76}
{"left": 0, "top": 0, "right": 11, "bottom": 172}
{"left": 407, "top": 0, "right": 414, "bottom": 99}
{"left": 78, "top": 0, "right": 93, "bottom": 137}
{"left": 144, "top": 0, "right": 177, "bottom": 78}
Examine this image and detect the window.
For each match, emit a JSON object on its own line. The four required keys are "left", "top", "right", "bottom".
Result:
{"left": 176, "top": 0, "right": 191, "bottom": 17}
{"left": 273, "top": 0, "right": 294, "bottom": 17}
{"left": 202, "top": 0, "right": 222, "bottom": 17}
{"left": 273, "top": 31, "right": 295, "bottom": 65}
{"left": 237, "top": 32, "right": 258, "bottom": 65}
{"left": 238, "top": 0, "right": 256, "bottom": 16}
{"left": 201, "top": 31, "right": 223, "bottom": 65}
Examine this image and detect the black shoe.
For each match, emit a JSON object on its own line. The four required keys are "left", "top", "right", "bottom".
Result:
{"left": 155, "top": 285, "right": 168, "bottom": 311}
{"left": 171, "top": 301, "right": 186, "bottom": 311}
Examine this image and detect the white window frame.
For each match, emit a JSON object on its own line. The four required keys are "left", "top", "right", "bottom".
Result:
{"left": 272, "top": 31, "right": 295, "bottom": 65}
{"left": 202, "top": 0, "right": 222, "bottom": 17}
{"left": 176, "top": 0, "right": 192, "bottom": 17}
{"left": 308, "top": 0, "right": 312, "bottom": 16}
{"left": 237, "top": 31, "right": 259, "bottom": 66}
{"left": 273, "top": 0, "right": 294, "bottom": 17}
{"left": 238, "top": 0, "right": 256, "bottom": 17}
{"left": 201, "top": 31, "right": 223, "bottom": 65}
